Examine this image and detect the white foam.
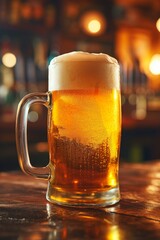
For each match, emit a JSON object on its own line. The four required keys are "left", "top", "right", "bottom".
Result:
{"left": 49, "top": 51, "right": 118, "bottom": 65}
{"left": 49, "top": 51, "right": 120, "bottom": 90}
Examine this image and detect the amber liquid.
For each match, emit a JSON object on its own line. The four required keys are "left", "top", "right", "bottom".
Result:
{"left": 48, "top": 89, "right": 121, "bottom": 205}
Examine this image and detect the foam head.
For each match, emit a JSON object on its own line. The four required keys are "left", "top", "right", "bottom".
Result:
{"left": 48, "top": 51, "right": 120, "bottom": 91}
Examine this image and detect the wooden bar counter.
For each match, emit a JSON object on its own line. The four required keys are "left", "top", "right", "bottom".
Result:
{"left": 0, "top": 161, "right": 160, "bottom": 240}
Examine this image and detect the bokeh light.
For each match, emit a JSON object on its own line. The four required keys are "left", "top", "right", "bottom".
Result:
{"left": 81, "top": 11, "right": 106, "bottom": 36}
{"left": 149, "top": 54, "right": 160, "bottom": 75}
{"left": 2, "top": 52, "right": 17, "bottom": 68}
{"left": 28, "top": 111, "right": 39, "bottom": 122}
{"left": 156, "top": 18, "right": 160, "bottom": 32}
{"left": 88, "top": 19, "right": 101, "bottom": 33}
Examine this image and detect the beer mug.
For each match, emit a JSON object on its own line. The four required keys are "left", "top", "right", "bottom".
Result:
{"left": 16, "top": 52, "right": 121, "bottom": 207}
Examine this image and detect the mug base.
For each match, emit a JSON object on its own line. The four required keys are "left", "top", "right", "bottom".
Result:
{"left": 46, "top": 184, "right": 120, "bottom": 208}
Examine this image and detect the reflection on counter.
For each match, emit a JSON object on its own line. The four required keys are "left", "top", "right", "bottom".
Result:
{"left": 46, "top": 203, "right": 124, "bottom": 240}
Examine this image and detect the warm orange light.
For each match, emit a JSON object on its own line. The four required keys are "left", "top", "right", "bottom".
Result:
{"left": 149, "top": 54, "right": 160, "bottom": 75}
{"left": 81, "top": 11, "right": 106, "bottom": 36}
{"left": 108, "top": 225, "right": 121, "bottom": 240}
{"left": 88, "top": 19, "right": 101, "bottom": 33}
{"left": 156, "top": 18, "right": 160, "bottom": 32}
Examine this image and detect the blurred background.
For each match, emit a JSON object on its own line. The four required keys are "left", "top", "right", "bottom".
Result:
{"left": 0, "top": 0, "right": 160, "bottom": 171}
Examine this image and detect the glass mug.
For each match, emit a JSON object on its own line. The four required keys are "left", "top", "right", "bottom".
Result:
{"left": 16, "top": 51, "right": 121, "bottom": 207}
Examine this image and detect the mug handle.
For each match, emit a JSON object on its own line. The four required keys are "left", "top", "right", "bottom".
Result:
{"left": 16, "top": 92, "right": 51, "bottom": 179}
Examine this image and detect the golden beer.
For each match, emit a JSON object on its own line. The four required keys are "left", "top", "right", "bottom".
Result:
{"left": 47, "top": 88, "right": 121, "bottom": 205}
